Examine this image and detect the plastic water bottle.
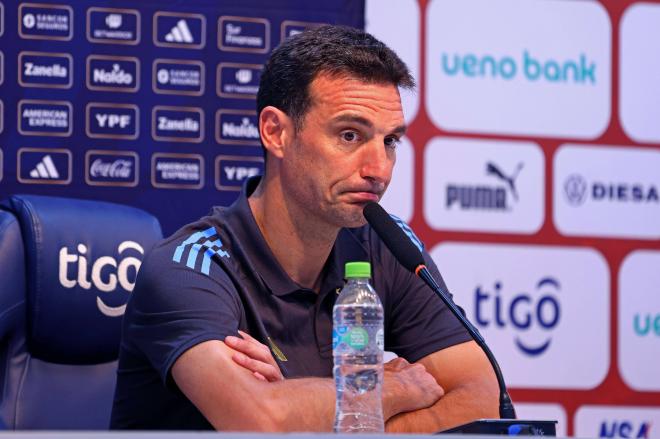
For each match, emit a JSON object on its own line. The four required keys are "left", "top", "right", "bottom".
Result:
{"left": 333, "top": 261, "right": 384, "bottom": 433}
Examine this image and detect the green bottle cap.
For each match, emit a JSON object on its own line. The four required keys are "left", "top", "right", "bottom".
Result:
{"left": 345, "top": 261, "right": 371, "bottom": 278}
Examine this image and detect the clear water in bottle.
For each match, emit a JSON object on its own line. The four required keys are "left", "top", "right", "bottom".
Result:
{"left": 333, "top": 262, "right": 384, "bottom": 433}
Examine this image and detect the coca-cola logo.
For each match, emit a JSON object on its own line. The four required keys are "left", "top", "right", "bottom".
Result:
{"left": 90, "top": 158, "right": 133, "bottom": 178}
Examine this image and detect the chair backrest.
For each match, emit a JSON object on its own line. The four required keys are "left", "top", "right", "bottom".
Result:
{"left": 0, "top": 195, "right": 163, "bottom": 429}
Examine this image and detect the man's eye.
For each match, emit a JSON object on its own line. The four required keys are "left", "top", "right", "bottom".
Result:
{"left": 385, "top": 137, "right": 401, "bottom": 149}
{"left": 341, "top": 131, "right": 359, "bottom": 142}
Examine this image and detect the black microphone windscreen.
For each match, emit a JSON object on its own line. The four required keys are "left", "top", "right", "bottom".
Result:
{"left": 363, "top": 202, "right": 425, "bottom": 273}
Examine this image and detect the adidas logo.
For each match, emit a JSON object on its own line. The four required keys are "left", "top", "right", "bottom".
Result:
{"left": 172, "top": 226, "right": 230, "bottom": 275}
{"left": 165, "top": 19, "right": 194, "bottom": 43}
{"left": 390, "top": 214, "right": 424, "bottom": 253}
{"left": 29, "top": 155, "right": 60, "bottom": 179}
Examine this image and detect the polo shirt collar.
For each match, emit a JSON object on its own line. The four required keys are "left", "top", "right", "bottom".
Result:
{"left": 224, "top": 176, "right": 369, "bottom": 297}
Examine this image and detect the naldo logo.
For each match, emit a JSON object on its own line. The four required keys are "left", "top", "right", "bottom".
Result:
{"left": 431, "top": 242, "right": 609, "bottom": 389}
{"left": 426, "top": 0, "right": 611, "bottom": 139}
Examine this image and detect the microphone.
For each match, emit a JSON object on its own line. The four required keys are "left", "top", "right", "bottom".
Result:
{"left": 362, "top": 202, "right": 517, "bottom": 420}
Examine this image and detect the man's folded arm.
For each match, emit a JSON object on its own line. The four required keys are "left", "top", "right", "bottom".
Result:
{"left": 385, "top": 340, "right": 500, "bottom": 433}
{"left": 172, "top": 340, "right": 335, "bottom": 432}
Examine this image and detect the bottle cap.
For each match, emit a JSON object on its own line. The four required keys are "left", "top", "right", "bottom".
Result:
{"left": 345, "top": 261, "right": 371, "bottom": 278}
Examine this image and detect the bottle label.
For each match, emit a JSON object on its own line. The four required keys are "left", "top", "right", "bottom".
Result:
{"left": 376, "top": 328, "right": 384, "bottom": 351}
{"left": 333, "top": 325, "right": 371, "bottom": 350}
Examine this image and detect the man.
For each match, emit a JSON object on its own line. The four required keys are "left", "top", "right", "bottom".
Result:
{"left": 111, "top": 25, "right": 498, "bottom": 431}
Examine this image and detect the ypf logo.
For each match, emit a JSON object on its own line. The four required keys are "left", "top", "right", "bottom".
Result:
{"left": 475, "top": 277, "right": 561, "bottom": 356}
{"left": 58, "top": 241, "right": 144, "bottom": 317}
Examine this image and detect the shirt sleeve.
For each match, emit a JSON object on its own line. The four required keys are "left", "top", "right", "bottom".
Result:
{"left": 374, "top": 237, "right": 473, "bottom": 363}
{"left": 122, "top": 244, "right": 242, "bottom": 386}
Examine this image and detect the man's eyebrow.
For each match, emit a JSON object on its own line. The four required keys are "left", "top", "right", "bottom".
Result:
{"left": 332, "top": 114, "right": 407, "bottom": 135}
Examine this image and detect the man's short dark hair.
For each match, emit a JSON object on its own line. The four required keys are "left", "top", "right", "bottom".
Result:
{"left": 257, "top": 25, "right": 414, "bottom": 134}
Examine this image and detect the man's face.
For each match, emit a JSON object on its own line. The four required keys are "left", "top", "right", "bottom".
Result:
{"left": 279, "top": 73, "right": 406, "bottom": 229}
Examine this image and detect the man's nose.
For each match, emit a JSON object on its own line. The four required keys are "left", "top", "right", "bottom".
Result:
{"left": 359, "top": 139, "right": 393, "bottom": 183}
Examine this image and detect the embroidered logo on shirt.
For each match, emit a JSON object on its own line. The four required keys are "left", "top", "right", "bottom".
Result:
{"left": 267, "top": 336, "right": 287, "bottom": 362}
{"left": 172, "top": 226, "right": 230, "bottom": 275}
{"left": 389, "top": 214, "right": 424, "bottom": 253}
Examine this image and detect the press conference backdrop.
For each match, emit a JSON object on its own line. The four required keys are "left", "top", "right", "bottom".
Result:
{"left": 0, "top": 0, "right": 658, "bottom": 436}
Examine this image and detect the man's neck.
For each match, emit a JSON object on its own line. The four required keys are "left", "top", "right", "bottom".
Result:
{"left": 248, "top": 175, "right": 339, "bottom": 292}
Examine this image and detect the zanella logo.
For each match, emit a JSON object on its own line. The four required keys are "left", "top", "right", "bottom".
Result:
{"left": 59, "top": 241, "right": 144, "bottom": 317}
{"left": 19, "top": 52, "right": 73, "bottom": 88}
{"left": 172, "top": 227, "right": 229, "bottom": 276}
{"left": 152, "top": 106, "right": 203, "bottom": 143}
{"left": 87, "top": 55, "right": 139, "bottom": 92}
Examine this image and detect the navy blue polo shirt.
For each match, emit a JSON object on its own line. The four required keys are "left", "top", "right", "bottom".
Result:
{"left": 110, "top": 177, "right": 471, "bottom": 430}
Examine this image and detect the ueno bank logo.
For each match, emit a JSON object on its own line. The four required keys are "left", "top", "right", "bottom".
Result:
{"left": 59, "top": 241, "right": 143, "bottom": 317}
{"left": 426, "top": 0, "right": 611, "bottom": 139}
{"left": 431, "top": 242, "right": 609, "bottom": 389}
{"left": 476, "top": 277, "right": 560, "bottom": 356}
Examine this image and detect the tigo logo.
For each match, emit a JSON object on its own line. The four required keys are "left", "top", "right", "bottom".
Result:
{"left": 59, "top": 241, "right": 143, "bottom": 317}
{"left": 619, "top": 250, "right": 660, "bottom": 391}
{"left": 426, "top": 0, "right": 611, "bottom": 139}
{"left": 554, "top": 144, "right": 660, "bottom": 239}
{"left": 424, "top": 137, "right": 544, "bottom": 234}
{"left": 575, "top": 406, "right": 660, "bottom": 439}
{"left": 172, "top": 227, "right": 229, "bottom": 276}
{"left": 154, "top": 12, "right": 205, "bottom": 49}
{"left": 431, "top": 242, "right": 609, "bottom": 389}
{"left": 18, "top": 148, "right": 72, "bottom": 185}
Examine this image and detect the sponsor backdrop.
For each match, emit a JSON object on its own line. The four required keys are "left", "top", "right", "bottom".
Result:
{"left": 368, "top": 0, "right": 660, "bottom": 436}
{"left": 0, "top": 0, "right": 363, "bottom": 233}
{"left": 1, "top": 0, "right": 659, "bottom": 436}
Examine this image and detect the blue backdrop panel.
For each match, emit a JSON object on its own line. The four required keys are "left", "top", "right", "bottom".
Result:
{"left": 0, "top": 0, "right": 365, "bottom": 234}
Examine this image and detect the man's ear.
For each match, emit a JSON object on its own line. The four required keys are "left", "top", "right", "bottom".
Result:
{"left": 259, "top": 106, "right": 293, "bottom": 160}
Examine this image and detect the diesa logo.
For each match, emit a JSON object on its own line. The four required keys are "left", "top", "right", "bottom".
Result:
{"left": 432, "top": 242, "right": 609, "bottom": 389}
{"left": 475, "top": 277, "right": 560, "bottom": 356}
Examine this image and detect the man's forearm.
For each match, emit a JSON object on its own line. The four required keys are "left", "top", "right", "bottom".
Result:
{"left": 385, "top": 379, "right": 499, "bottom": 433}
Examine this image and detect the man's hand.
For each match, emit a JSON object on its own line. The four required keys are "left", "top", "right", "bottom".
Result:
{"left": 382, "top": 357, "right": 445, "bottom": 419}
{"left": 225, "top": 331, "right": 284, "bottom": 382}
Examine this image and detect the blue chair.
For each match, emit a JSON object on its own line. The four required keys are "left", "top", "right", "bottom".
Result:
{"left": 0, "top": 195, "right": 162, "bottom": 429}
